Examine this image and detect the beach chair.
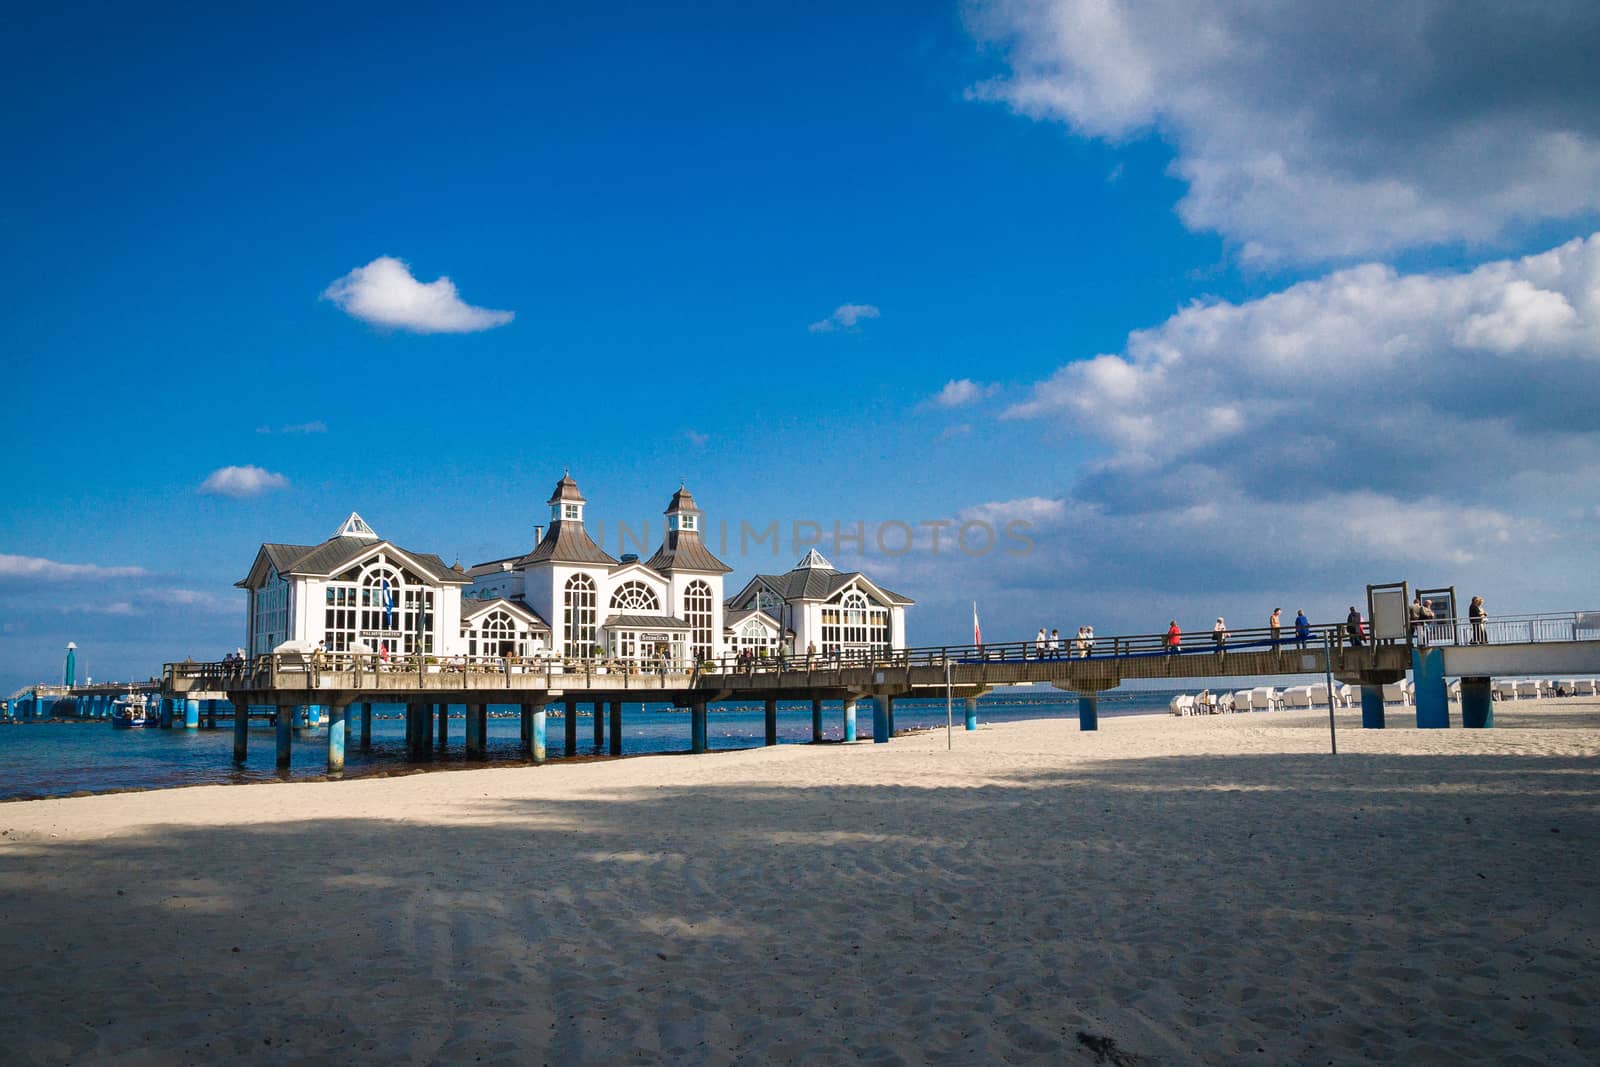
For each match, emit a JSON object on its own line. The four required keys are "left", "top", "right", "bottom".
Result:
{"left": 1382, "top": 681, "right": 1409, "bottom": 705}
{"left": 1232, "top": 689, "right": 1254, "bottom": 713}
{"left": 1515, "top": 679, "right": 1543, "bottom": 700}
{"left": 1281, "top": 686, "right": 1313, "bottom": 709}
{"left": 1579, "top": 679, "right": 1599, "bottom": 696}
{"left": 1169, "top": 694, "right": 1194, "bottom": 717}
{"left": 1447, "top": 678, "right": 1462, "bottom": 702}
{"left": 1495, "top": 680, "right": 1518, "bottom": 701}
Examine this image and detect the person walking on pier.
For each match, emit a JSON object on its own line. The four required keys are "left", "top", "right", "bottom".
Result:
{"left": 1083, "top": 624, "right": 1095, "bottom": 656}
{"left": 1469, "top": 596, "right": 1488, "bottom": 645}
{"left": 1269, "top": 608, "right": 1282, "bottom": 650}
{"left": 1166, "top": 620, "right": 1182, "bottom": 653}
{"left": 1035, "top": 628, "right": 1047, "bottom": 658}
{"left": 1212, "top": 617, "right": 1229, "bottom": 655}
{"left": 1048, "top": 628, "right": 1061, "bottom": 658}
{"left": 1294, "top": 610, "right": 1310, "bottom": 649}
{"left": 1347, "top": 607, "right": 1365, "bottom": 648}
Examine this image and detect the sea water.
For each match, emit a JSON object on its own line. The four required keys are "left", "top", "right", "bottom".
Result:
{"left": 0, "top": 691, "right": 1180, "bottom": 801}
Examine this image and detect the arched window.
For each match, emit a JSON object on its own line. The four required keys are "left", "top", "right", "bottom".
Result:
{"left": 320, "top": 553, "right": 435, "bottom": 654}
{"left": 610, "top": 581, "right": 660, "bottom": 613}
{"left": 820, "top": 587, "right": 888, "bottom": 652}
{"left": 683, "top": 580, "right": 713, "bottom": 662}
{"left": 564, "top": 573, "right": 598, "bottom": 656}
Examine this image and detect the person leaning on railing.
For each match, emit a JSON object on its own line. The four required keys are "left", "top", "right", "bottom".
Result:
{"left": 1469, "top": 596, "right": 1488, "bottom": 644}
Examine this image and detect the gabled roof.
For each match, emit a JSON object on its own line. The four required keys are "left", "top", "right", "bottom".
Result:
{"left": 724, "top": 608, "right": 785, "bottom": 632}
{"left": 460, "top": 597, "right": 550, "bottom": 632}
{"left": 602, "top": 613, "right": 692, "bottom": 630}
{"left": 607, "top": 559, "right": 669, "bottom": 583}
{"left": 729, "top": 567, "right": 914, "bottom": 607}
{"left": 519, "top": 520, "right": 617, "bottom": 567}
{"left": 236, "top": 542, "right": 317, "bottom": 588}
{"left": 237, "top": 534, "right": 471, "bottom": 588}
{"left": 466, "top": 555, "right": 523, "bottom": 578}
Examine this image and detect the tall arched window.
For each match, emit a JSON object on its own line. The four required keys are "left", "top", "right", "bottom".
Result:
{"left": 820, "top": 587, "right": 888, "bottom": 651}
{"left": 610, "top": 581, "right": 660, "bottom": 613}
{"left": 683, "top": 580, "right": 713, "bottom": 662}
{"left": 564, "top": 573, "right": 598, "bottom": 656}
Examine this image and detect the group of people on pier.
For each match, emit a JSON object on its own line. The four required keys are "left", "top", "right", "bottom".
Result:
{"left": 1034, "top": 626, "right": 1096, "bottom": 658}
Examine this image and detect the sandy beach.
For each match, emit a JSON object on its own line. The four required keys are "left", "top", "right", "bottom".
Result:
{"left": 2, "top": 701, "right": 1597, "bottom": 1065}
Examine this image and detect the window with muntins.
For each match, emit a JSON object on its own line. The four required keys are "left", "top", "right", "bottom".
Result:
{"left": 320, "top": 555, "right": 435, "bottom": 655}
{"left": 820, "top": 589, "right": 888, "bottom": 652}
{"left": 610, "top": 581, "right": 660, "bottom": 613}
{"left": 564, "top": 573, "right": 597, "bottom": 656}
{"left": 683, "top": 580, "right": 714, "bottom": 661}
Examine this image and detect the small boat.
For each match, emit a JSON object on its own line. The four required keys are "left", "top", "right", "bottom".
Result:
{"left": 110, "top": 692, "right": 150, "bottom": 729}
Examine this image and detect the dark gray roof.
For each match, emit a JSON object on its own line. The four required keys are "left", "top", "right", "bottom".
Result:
{"left": 263, "top": 543, "right": 315, "bottom": 573}
{"left": 663, "top": 485, "right": 701, "bottom": 515}
{"left": 519, "top": 520, "right": 618, "bottom": 567}
{"left": 739, "top": 568, "right": 915, "bottom": 606}
{"left": 724, "top": 608, "right": 782, "bottom": 630}
{"left": 602, "top": 613, "right": 692, "bottom": 630}
{"left": 240, "top": 536, "right": 472, "bottom": 587}
{"left": 466, "top": 555, "right": 522, "bottom": 578}
{"left": 644, "top": 530, "right": 732, "bottom": 574}
{"left": 461, "top": 597, "right": 550, "bottom": 631}
{"left": 547, "top": 474, "right": 586, "bottom": 505}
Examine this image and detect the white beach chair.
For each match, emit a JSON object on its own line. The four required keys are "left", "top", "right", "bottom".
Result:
{"left": 1169, "top": 694, "right": 1194, "bottom": 717}
{"left": 1579, "top": 679, "right": 1599, "bottom": 696}
{"left": 1249, "top": 687, "right": 1280, "bottom": 712}
{"left": 1447, "top": 678, "right": 1462, "bottom": 702}
{"left": 1382, "top": 681, "right": 1409, "bottom": 705}
{"left": 1281, "top": 686, "right": 1313, "bottom": 709}
{"left": 1495, "top": 680, "right": 1519, "bottom": 701}
{"left": 1515, "top": 679, "right": 1544, "bottom": 700}
{"left": 1334, "top": 683, "right": 1355, "bottom": 707}
{"left": 1233, "top": 689, "right": 1255, "bottom": 713}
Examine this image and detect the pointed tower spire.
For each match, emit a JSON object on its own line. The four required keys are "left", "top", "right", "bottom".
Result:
{"left": 332, "top": 512, "right": 379, "bottom": 541}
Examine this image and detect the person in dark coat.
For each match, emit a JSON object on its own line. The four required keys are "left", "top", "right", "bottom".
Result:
{"left": 1346, "top": 606, "right": 1364, "bottom": 648}
{"left": 1294, "top": 610, "right": 1311, "bottom": 649}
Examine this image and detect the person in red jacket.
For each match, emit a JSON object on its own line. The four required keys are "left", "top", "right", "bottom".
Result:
{"left": 1166, "top": 620, "right": 1182, "bottom": 653}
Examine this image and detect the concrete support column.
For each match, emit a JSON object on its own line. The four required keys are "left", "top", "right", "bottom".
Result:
{"left": 520, "top": 704, "right": 533, "bottom": 754}
{"left": 609, "top": 702, "right": 623, "bottom": 756}
{"left": 160, "top": 699, "right": 174, "bottom": 729}
{"left": 437, "top": 703, "right": 449, "bottom": 748}
{"left": 765, "top": 699, "right": 779, "bottom": 746}
{"left": 691, "top": 702, "right": 708, "bottom": 754}
{"left": 532, "top": 705, "right": 548, "bottom": 765}
{"left": 886, "top": 695, "right": 896, "bottom": 736}
{"left": 327, "top": 705, "right": 348, "bottom": 773}
{"left": 1079, "top": 693, "right": 1099, "bottom": 732}
{"left": 406, "top": 701, "right": 430, "bottom": 761}
{"left": 872, "top": 697, "right": 889, "bottom": 744}
{"left": 593, "top": 701, "right": 605, "bottom": 750}
{"left": 1360, "top": 685, "right": 1386, "bottom": 729}
{"left": 232, "top": 700, "right": 249, "bottom": 763}
{"left": 360, "top": 703, "right": 372, "bottom": 752}
{"left": 205, "top": 700, "right": 218, "bottom": 729}
{"left": 564, "top": 699, "right": 578, "bottom": 756}
{"left": 811, "top": 699, "right": 824, "bottom": 743}
{"left": 466, "top": 703, "right": 486, "bottom": 760}
{"left": 184, "top": 698, "right": 200, "bottom": 729}
{"left": 1461, "top": 677, "right": 1494, "bottom": 729}
{"left": 964, "top": 696, "right": 978, "bottom": 731}
{"left": 843, "top": 699, "right": 857, "bottom": 742}
{"left": 276, "top": 705, "right": 293, "bottom": 768}
{"left": 1412, "top": 648, "right": 1449, "bottom": 729}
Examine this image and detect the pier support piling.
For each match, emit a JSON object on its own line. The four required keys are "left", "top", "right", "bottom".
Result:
{"left": 532, "top": 705, "right": 548, "bottom": 764}
{"left": 593, "top": 700, "right": 605, "bottom": 750}
{"left": 964, "top": 696, "right": 978, "bottom": 732}
{"left": 843, "top": 699, "right": 857, "bottom": 742}
{"left": 520, "top": 704, "right": 533, "bottom": 754}
{"left": 609, "top": 702, "right": 622, "bottom": 756}
{"left": 232, "top": 700, "right": 249, "bottom": 763}
{"left": 160, "top": 699, "right": 174, "bottom": 729}
{"left": 1360, "top": 685, "right": 1386, "bottom": 729}
{"left": 406, "top": 701, "right": 430, "bottom": 761}
{"left": 327, "top": 704, "right": 347, "bottom": 773}
{"left": 437, "top": 703, "right": 449, "bottom": 748}
{"left": 564, "top": 698, "right": 577, "bottom": 757}
{"left": 183, "top": 698, "right": 199, "bottom": 729}
{"left": 466, "top": 703, "right": 486, "bottom": 760}
{"left": 691, "top": 702, "right": 708, "bottom": 754}
{"left": 1078, "top": 692, "right": 1099, "bottom": 732}
{"left": 276, "top": 705, "right": 293, "bottom": 768}
{"left": 765, "top": 699, "right": 778, "bottom": 746}
{"left": 1412, "top": 647, "right": 1450, "bottom": 729}
{"left": 872, "top": 697, "right": 889, "bottom": 744}
{"left": 360, "top": 702, "right": 372, "bottom": 752}
{"left": 1461, "top": 677, "right": 1494, "bottom": 729}
{"left": 886, "top": 695, "right": 896, "bottom": 736}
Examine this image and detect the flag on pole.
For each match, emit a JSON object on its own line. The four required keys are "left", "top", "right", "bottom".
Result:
{"left": 382, "top": 578, "right": 394, "bottom": 627}
{"left": 973, "top": 601, "right": 982, "bottom": 648}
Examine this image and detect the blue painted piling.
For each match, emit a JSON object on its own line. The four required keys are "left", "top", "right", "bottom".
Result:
{"left": 466, "top": 703, "right": 486, "bottom": 759}
{"left": 1078, "top": 693, "right": 1099, "bottom": 731}
{"left": 843, "top": 699, "right": 857, "bottom": 742}
{"left": 964, "top": 696, "right": 978, "bottom": 731}
{"left": 886, "top": 695, "right": 896, "bottom": 736}
{"left": 233, "top": 701, "right": 249, "bottom": 763}
{"left": 593, "top": 700, "right": 605, "bottom": 749}
{"left": 811, "top": 699, "right": 824, "bottom": 742}
{"left": 1360, "top": 685, "right": 1386, "bottom": 729}
{"left": 872, "top": 697, "right": 889, "bottom": 744}
{"left": 765, "top": 699, "right": 779, "bottom": 746}
{"left": 160, "top": 699, "right": 174, "bottom": 729}
{"left": 327, "top": 705, "right": 347, "bottom": 773}
{"left": 275, "top": 706, "right": 292, "bottom": 768}
{"left": 183, "top": 698, "right": 200, "bottom": 729}
{"left": 609, "top": 702, "right": 623, "bottom": 756}
{"left": 691, "top": 702, "right": 708, "bottom": 753}
{"left": 532, "top": 705, "right": 548, "bottom": 764}
{"left": 437, "top": 703, "right": 449, "bottom": 748}
{"left": 1460, "top": 677, "right": 1494, "bottom": 729}
{"left": 564, "top": 699, "right": 578, "bottom": 755}
{"left": 1412, "top": 648, "right": 1449, "bottom": 729}
{"left": 360, "top": 702, "right": 372, "bottom": 751}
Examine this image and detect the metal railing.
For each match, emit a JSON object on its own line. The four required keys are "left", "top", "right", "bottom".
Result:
{"left": 1409, "top": 611, "right": 1600, "bottom": 648}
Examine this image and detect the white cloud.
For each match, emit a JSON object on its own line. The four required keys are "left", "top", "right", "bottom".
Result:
{"left": 929, "top": 378, "right": 1000, "bottom": 408}
{"left": 0, "top": 555, "right": 148, "bottom": 581}
{"left": 957, "top": 496, "right": 1068, "bottom": 528}
{"left": 809, "top": 303, "right": 881, "bottom": 333}
{"left": 969, "top": 1, "right": 1600, "bottom": 262}
{"left": 257, "top": 420, "right": 328, "bottom": 435}
{"left": 60, "top": 601, "right": 138, "bottom": 617}
{"left": 199, "top": 465, "right": 290, "bottom": 499}
{"left": 683, "top": 429, "right": 710, "bottom": 447}
{"left": 322, "top": 256, "right": 514, "bottom": 334}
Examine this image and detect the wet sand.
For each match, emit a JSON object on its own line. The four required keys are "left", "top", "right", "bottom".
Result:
{"left": 1, "top": 700, "right": 1597, "bottom": 1064}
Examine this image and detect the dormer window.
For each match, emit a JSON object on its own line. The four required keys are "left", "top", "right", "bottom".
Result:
{"left": 670, "top": 513, "right": 698, "bottom": 533}
{"left": 565, "top": 503, "right": 580, "bottom": 520}
{"left": 553, "top": 502, "right": 583, "bottom": 522}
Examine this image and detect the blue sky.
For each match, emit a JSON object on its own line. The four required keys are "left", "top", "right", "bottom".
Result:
{"left": 5, "top": 1, "right": 1600, "bottom": 692}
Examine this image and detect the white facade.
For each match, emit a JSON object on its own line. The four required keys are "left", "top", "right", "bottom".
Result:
{"left": 726, "top": 549, "right": 913, "bottom": 657}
